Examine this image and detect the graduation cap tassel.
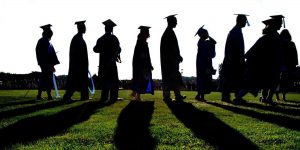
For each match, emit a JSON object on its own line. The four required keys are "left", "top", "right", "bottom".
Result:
{"left": 246, "top": 20, "right": 250, "bottom": 26}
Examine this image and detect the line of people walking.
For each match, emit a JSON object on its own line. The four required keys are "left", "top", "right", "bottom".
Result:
{"left": 35, "top": 14, "right": 298, "bottom": 106}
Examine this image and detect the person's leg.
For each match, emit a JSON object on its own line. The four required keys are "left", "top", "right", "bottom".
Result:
{"left": 233, "top": 88, "right": 248, "bottom": 104}
{"left": 63, "top": 89, "right": 74, "bottom": 101}
{"left": 47, "top": 89, "right": 53, "bottom": 100}
{"left": 174, "top": 89, "right": 186, "bottom": 101}
{"left": 221, "top": 92, "right": 231, "bottom": 102}
{"left": 100, "top": 89, "right": 109, "bottom": 102}
{"left": 275, "top": 91, "right": 280, "bottom": 101}
{"left": 282, "top": 92, "right": 287, "bottom": 101}
{"left": 162, "top": 84, "right": 171, "bottom": 101}
{"left": 110, "top": 88, "right": 118, "bottom": 103}
{"left": 37, "top": 89, "right": 42, "bottom": 100}
{"left": 200, "top": 93, "right": 205, "bottom": 101}
{"left": 81, "top": 88, "right": 89, "bottom": 100}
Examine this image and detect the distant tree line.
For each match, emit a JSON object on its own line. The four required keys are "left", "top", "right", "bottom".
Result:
{"left": 0, "top": 68, "right": 300, "bottom": 92}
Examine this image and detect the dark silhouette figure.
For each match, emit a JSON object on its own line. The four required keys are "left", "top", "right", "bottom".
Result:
{"left": 93, "top": 19, "right": 121, "bottom": 104}
{"left": 63, "top": 21, "right": 89, "bottom": 101}
{"left": 275, "top": 29, "right": 299, "bottom": 101}
{"left": 164, "top": 101, "right": 258, "bottom": 149}
{"left": 35, "top": 24, "right": 60, "bottom": 100}
{"left": 234, "top": 15, "right": 285, "bottom": 105}
{"left": 131, "top": 26, "right": 154, "bottom": 101}
{"left": 218, "top": 14, "right": 249, "bottom": 102}
{"left": 114, "top": 101, "right": 156, "bottom": 150}
{"left": 194, "top": 25, "right": 216, "bottom": 101}
{"left": 160, "top": 14, "right": 186, "bottom": 102}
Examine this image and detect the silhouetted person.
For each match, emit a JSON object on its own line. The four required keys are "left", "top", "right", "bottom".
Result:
{"left": 234, "top": 15, "right": 284, "bottom": 105}
{"left": 63, "top": 20, "right": 89, "bottom": 101}
{"left": 94, "top": 19, "right": 121, "bottom": 104}
{"left": 275, "top": 29, "right": 298, "bottom": 101}
{"left": 160, "top": 14, "right": 186, "bottom": 102}
{"left": 218, "top": 14, "right": 249, "bottom": 102}
{"left": 35, "top": 24, "right": 60, "bottom": 100}
{"left": 131, "top": 26, "right": 154, "bottom": 101}
{"left": 194, "top": 25, "right": 216, "bottom": 101}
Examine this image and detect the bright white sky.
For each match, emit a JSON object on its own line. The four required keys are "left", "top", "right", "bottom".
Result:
{"left": 0, "top": 0, "right": 299, "bottom": 79}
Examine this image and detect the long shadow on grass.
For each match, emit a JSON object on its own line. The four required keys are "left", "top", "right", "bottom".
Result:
{"left": 114, "top": 101, "right": 156, "bottom": 150}
{"left": 165, "top": 101, "right": 258, "bottom": 149}
{"left": 239, "top": 102, "right": 300, "bottom": 116}
{"left": 276, "top": 102, "right": 300, "bottom": 108}
{"left": 206, "top": 101, "right": 300, "bottom": 131}
{"left": 0, "top": 100, "right": 77, "bottom": 120}
{"left": 0, "top": 100, "right": 105, "bottom": 148}
{"left": 0, "top": 97, "right": 37, "bottom": 108}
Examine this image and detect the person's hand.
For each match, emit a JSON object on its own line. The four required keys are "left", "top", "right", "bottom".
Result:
{"left": 52, "top": 66, "right": 56, "bottom": 72}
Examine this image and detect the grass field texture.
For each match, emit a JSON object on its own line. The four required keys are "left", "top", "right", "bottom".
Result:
{"left": 0, "top": 90, "right": 299, "bottom": 149}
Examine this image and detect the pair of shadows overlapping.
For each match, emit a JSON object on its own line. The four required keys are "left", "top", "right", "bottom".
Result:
{"left": 165, "top": 101, "right": 258, "bottom": 150}
{"left": 114, "top": 101, "right": 156, "bottom": 150}
{"left": 206, "top": 101, "right": 300, "bottom": 131}
{"left": 0, "top": 96, "right": 37, "bottom": 108}
{"left": 0, "top": 100, "right": 105, "bottom": 148}
{"left": 0, "top": 98, "right": 77, "bottom": 120}
{"left": 237, "top": 101, "right": 300, "bottom": 117}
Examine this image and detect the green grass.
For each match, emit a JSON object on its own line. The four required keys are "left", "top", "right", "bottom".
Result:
{"left": 0, "top": 90, "right": 299, "bottom": 149}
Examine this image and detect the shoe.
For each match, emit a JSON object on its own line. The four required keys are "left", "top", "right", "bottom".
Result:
{"left": 175, "top": 95, "right": 186, "bottom": 101}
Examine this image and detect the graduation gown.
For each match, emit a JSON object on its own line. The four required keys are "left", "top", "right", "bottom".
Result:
{"left": 219, "top": 26, "right": 245, "bottom": 92}
{"left": 65, "top": 33, "right": 89, "bottom": 91}
{"left": 244, "top": 31, "right": 282, "bottom": 95}
{"left": 36, "top": 37, "right": 59, "bottom": 90}
{"left": 94, "top": 33, "right": 121, "bottom": 89}
{"left": 196, "top": 38, "right": 216, "bottom": 94}
{"left": 132, "top": 37, "right": 154, "bottom": 94}
{"left": 160, "top": 27, "right": 183, "bottom": 89}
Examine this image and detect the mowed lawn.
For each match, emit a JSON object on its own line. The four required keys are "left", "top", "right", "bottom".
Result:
{"left": 0, "top": 90, "right": 299, "bottom": 149}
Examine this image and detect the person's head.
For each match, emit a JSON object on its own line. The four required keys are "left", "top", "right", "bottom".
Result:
{"left": 236, "top": 14, "right": 249, "bottom": 28}
{"left": 280, "top": 29, "right": 292, "bottom": 41}
{"left": 138, "top": 26, "right": 150, "bottom": 40}
{"left": 41, "top": 24, "right": 53, "bottom": 39}
{"left": 75, "top": 20, "right": 86, "bottom": 34}
{"left": 270, "top": 15, "right": 285, "bottom": 31}
{"left": 195, "top": 25, "right": 209, "bottom": 40}
{"left": 165, "top": 14, "right": 177, "bottom": 28}
{"left": 103, "top": 19, "right": 116, "bottom": 33}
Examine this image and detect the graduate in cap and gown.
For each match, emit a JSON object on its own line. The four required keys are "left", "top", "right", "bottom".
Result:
{"left": 93, "top": 19, "right": 121, "bottom": 104}
{"left": 63, "top": 20, "right": 89, "bottom": 101}
{"left": 275, "top": 29, "right": 298, "bottom": 100}
{"left": 36, "top": 24, "right": 60, "bottom": 100}
{"left": 131, "top": 26, "right": 154, "bottom": 101}
{"left": 194, "top": 25, "right": 216, "bottom": 101}
{"left": 160, "top": 14, "right": 186, "bottom": 102}
{"left": 234, "top": 15, "right": 284, "bottom": 105}
{"left": 218, "top": 14, "right": 249, "bottom": 102}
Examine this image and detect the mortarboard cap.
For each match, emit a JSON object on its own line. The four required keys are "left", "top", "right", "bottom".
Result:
{"left": 138, "top": 26, "right": 151, "bottom": 31}
{"left": 195, "top": 25, "right": 207, "bottom": 36}
{"left": 164, "top": 14, "right": 177, "bottom": 19}
{"left": 75, "top": 20, "right": 86, "bottom": 25}
{"left": 40, "top": 24, "right": 52, "bottom": 30}
{"left": 234, "top": 14, "right": 250, "bottom": 26}
{"left": 262, "top": 19, "right": 273, "bottom": 25}
{"left": 270, "top": 15, "right": 285, "bottom": 28}
{"left": 103, "top": 19, "right": 116, "bottom": 27}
